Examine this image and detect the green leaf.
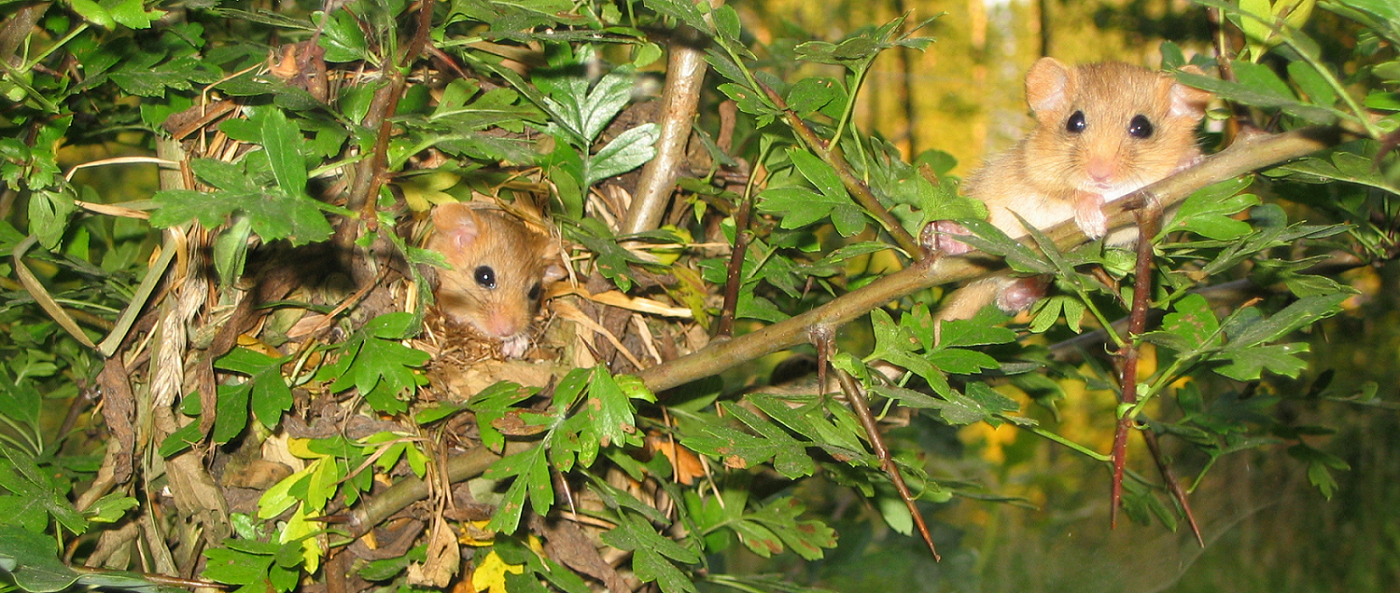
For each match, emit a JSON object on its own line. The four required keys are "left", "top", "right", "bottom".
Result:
{"left": 1175, "top": 67, "right": 1339, "bottom": 124}
{"left": 0, "top": 527, "right": 82, "bottom": 592}
{"left": 150, "top": 158, "right": 334, "bottom": 246}
{"left": 83, "top": 492, "right": 139, "bottom": 524}
{"left": 106, "top": 0, "right": 164, "bottom": 29}
{"left": 539, "top": 68, "right": 634, "bottom": 144}
{"left": 1288, "top": 443, "right": 1350, "bottom": 499}
{"left": 1211, "top": 343, "right": 1311, "bottom": 381}
{"left": 68, "top": 0, "right": 115, "bottom": 29}
{"left": 736, "top": 497, "right": 836, "bottom": 560}
{"left": 785, "top": 77, "right": 843, "bottom": 117}
{"left": 1158, "top": 293, "right": 1221, "bottom": 352}
{"left": 212, "top": 382, "right": 250, "bottom": 445}
{"left": 641, "top": 0, "right": 708, "bottom": 31}
{"left": 318, "top": 10, "right": 369, "bottom": 63}
{"left": 260, "top": 108, "right": 308, "bottom": 199}
{"left": 158, "top": 421, "right": 204, "bottom": 457}
{"left": 110, "top": 56, "right": 214, "bottom": 98}
{"left": 1287, "top": 60, "right": 1337, "bottom": 106}
{"left": 1226, "top": 294, "right": 1347, "bottom": 349}
{"left": 27, "top": 190, "right": 76, "bottom": 251}
{"left": 318, "top": 313, "right": 429, "bottom": 414}
{"left": 1164, "top": 177, "right": 1260, "bottom": 240}
{"left": 484, "top": 447, "right": 551, "bottom": 533}
{"left": 0, "top": 451, "right": 87, "bottom": 535}
{"left": 203, "top": 545, "right": 276, "bottom": 592}
{"left": 585, "top": 123, "right": 659, "bottom": 185}
{"left": 216, "top": 348, "right": 293, "bottom": 430}
{"left": 684, "top": 404, "right": 816, "bottom": 479}
{"left": 467, "top": 381, "right": 535, "bottom": 452}
{"left": 212, "top": 216, "right": 253, "bottom": 288}
{"left": 712, "top": 4, "right": 742, "bottom": 42}
{"left": 620, "top": 512, "right": 699, "bottom": 563}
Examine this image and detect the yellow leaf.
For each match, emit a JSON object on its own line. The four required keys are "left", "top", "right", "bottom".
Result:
{"left": 287, "top": 437, "right": 329, "bottom": 459}
{"left": 400, "top": 172, "right": 462, "bottom": 212}
{"left": 470, "top": 551, "right": 524, "bottom": 593}
{"left": 257, "top": 465, "right": 315, "bottom": 519}
{"left": 281, "top": 503, "right": 324, "bottom": 573}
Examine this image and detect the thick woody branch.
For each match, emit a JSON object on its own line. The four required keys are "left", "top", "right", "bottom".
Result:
{"left": 622, "top": 26, "right": 709, "bottom": 236}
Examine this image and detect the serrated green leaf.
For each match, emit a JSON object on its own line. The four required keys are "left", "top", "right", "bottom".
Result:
{"left": 586, "top": 123, "right": 659, "bottom": 185}
{"left": 260, "top": 108, "right": 308, "bottom": 199}
{"left": 1228, "top": 294, "right": 1346, "bottom": 348}
{"left": 1211, "top": 343, "right": 1310, "bottom": 381}
{"left": 1161, "top": 293, "right": 1221, "bottom": 350}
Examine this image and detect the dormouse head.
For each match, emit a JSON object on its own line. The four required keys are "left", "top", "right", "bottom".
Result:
{"left": 1022, "top": 58, "right": 1213, "bottom": 197}
{"left": 428, "top": 203, "right": 567, "bottom": 345}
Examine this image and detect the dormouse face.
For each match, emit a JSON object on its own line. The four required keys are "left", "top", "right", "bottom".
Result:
{"left": 1023, "top": 59, "right": 1211, "bottom": 199}
{"left": 427, "top": 203, "right": 566, "bottom": 342}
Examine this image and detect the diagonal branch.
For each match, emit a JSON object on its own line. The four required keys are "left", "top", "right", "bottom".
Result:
{"left": 759, "top": 84, "right": 923, "bottom": 257}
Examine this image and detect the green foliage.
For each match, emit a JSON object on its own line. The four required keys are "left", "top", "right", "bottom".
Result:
{"left": 315, "top": 313, "right": 431, "bottom": 415}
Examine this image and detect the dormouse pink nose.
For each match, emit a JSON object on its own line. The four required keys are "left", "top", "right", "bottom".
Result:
{"left": 1086, "top": 157, "right": 1115, "bottom": 183}
{"left": 478, "top": 308, "right": 525, "bottom": 338}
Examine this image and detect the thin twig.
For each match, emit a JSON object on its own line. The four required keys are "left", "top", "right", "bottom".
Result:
{"left": 1142, "top": 428, "right": 1205, "bottom": 547}
{"left": 833, "top": 362, "right": 939, "bottom": 561}
{"left": 758, "top": 83, "right": 922, "bottom": 257}
{"left": 715, "top": 150, "right": 766, "bottom": 339}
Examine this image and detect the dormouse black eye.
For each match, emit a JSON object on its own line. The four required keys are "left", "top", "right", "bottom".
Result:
{"left": 528, "top": 282, "right": 542, "bottom": 302}
{"left": 1129, "top": 115, "right": 1154, "bottom": 138}
{"left": 1066, "top": 111, "right": 1086, "bottom": 134}
{"left": 474, "top": 266, "right": 497, "bottom": 290}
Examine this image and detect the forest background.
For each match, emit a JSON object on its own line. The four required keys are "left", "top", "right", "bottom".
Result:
{"left": 0, "top": 0, "right": 1396, "bottom": 592}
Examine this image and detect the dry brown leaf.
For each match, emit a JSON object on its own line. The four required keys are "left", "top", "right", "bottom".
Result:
{"left": 407, "top": 515, "right": 460, "bottom": 588}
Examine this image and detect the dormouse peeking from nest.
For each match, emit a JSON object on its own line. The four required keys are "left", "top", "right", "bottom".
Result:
{"left": 934, "top": 58, "right": 1213, "bottom": 328}
{"left": 427, "top": 202, "right": 567, "bottom": 358}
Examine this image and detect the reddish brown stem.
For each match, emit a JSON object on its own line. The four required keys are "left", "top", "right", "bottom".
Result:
{"left": 715, "top": 187, "right": 753, "bottom": 339}
{"left": 1110, "top": 201, "right": 1160, "bottom": 528}
{"left": 833, "top": 366, "right": 938, "bottom": 560}
{"left": 1142, "top": 427, "right": 1205, "bottom": 547}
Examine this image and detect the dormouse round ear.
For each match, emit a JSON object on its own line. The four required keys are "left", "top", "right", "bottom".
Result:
{"left": 431, "top": 203, "right": 483, "bottom": 250}
{"left": 539, "top": 240, "right": 568, "bottom": 284}
{"left": 1168, "top": 65, "right": 1213, "bottom": 119}
{"left": 1025, "top": 57, "right": 1074, "bottom": 119}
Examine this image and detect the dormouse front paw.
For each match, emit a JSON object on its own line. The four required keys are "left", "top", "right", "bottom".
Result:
{"left": 1073, "top": 190, "right": 1108, "bottom": 239}
{"left": 923, "top": 220, "right": 975, "bottom": 255}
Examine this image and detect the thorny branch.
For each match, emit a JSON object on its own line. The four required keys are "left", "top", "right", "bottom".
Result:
{"left": 1109, "top": 199, "right": 1162, "bottom": 530}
